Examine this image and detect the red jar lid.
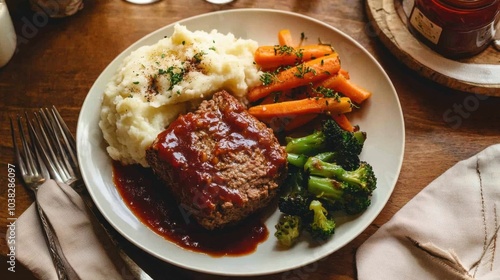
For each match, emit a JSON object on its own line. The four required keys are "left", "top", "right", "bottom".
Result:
{"left": 439, "top": 0, "right": 498, "bottom": 9}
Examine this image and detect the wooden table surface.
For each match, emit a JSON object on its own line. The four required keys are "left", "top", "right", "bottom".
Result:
{"left": 1, "top": 0, "right": 499, "bottom": 279}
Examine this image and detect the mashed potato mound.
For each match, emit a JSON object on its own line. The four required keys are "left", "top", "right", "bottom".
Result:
{"left": 99, "top": 24, "right": 262, "bottom": 166}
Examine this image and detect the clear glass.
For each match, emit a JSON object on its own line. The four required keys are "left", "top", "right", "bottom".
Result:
{"left": 123, "top": 0, "right": 234, "bottom": 4}
{"left": 205, "top": 0, "right": 234, "bottom": 3}
{"left": 0, "top": 0, "right": 16, "bottom": 67}
{"left": 124, "top": 0, "right": 161, "bottom": 4}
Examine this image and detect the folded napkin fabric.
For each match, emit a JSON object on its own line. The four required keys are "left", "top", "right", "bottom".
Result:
{"left": 10, "top": 180, "right": 134, "bottom": 280}
{"left": 357, "top": 144, "right": 500, "bottom": 280}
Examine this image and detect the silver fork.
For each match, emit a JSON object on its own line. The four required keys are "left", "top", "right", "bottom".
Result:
{"left": 31, "top": 108, "right": 81, "bottom": 189}
{"left": 32, "top": 106, "right": 152, "bottom": 280}
{"left": 10, "top": 115, "right": 77, "bottom": 280}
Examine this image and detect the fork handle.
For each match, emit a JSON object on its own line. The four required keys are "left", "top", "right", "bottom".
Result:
{"left": 35, "top": 199, "right": 81, "bottom": 280}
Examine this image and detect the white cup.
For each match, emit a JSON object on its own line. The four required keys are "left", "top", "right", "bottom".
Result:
{"left": 0, "top": 0, "right": 16, "bottom": 68}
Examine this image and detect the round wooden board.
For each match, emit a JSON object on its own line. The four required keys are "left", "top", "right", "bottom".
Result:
{"left": 366, "top": 0, "right": 500, "bottom": 96}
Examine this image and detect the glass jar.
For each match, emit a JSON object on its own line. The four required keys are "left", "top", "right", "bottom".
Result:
{"left": 408, "top": 0, "right": 500, "bottom": 58}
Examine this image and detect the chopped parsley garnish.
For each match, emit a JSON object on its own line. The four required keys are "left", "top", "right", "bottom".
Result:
{"left": 158, "top": 66, "right": 185, "bottom": 90}
{"left": 193, "top": 51, "right": 206, "bottom": 63}
{"left": 294, "top": 63, "right": 316, "bottom": 78}
{"left": 260, "top": 72, "right": 278, "bottom": 86}
{"left": 313, "top": 86, "right": 340, "bottom": 99}
{"left": 273, "top": 45, "right": 295, "bottom": 56}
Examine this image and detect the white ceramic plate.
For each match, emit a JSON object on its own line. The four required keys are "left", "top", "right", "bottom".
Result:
{"left": 77, "top": 8, "right": 405, "bottom": 276}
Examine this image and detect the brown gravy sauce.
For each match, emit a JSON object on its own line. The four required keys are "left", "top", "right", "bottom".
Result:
{"left": 112, "top": 161, "right": 269, "bottom": 257}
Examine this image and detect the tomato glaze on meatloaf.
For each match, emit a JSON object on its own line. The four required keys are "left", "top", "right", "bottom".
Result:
{"left": 146, "top": 90, "right": 287, "bottom": 230}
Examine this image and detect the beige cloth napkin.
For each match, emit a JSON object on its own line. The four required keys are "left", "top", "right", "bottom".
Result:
{"left": 356, "top": 144, "right": 500, "bottom": 279}
{"left": 10, "top": 179, "right": 135, "bottom": 280}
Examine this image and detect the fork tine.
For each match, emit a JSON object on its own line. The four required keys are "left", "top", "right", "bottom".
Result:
{"left": 28, "top": 113, "right": 66, "bottom": 183}
{"left": 50, "top": 106, "right": 77, "bottom": 168}
{"left": 40, "top": 108, "right": 77, "bottom": 177}
{"left": 18, "top": 116, "right": 37, "bottom": 177}
{"left": 36, "top": 109, "right": 75, "bottom": 183}
{"left": 11, "top": 115, "right": 49, "bottom": 185}
{"left": 10, "top": 117, "right": 27, "bottom": 178}
{"left": 20, "top": 115, "right": 48, "bottom": 182}
{"left": 24, "top": 114, "right": 51, "bottom": 180}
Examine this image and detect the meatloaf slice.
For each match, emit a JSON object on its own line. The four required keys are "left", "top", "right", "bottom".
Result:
{"left": 146, "top": 90, "right": 287, "bottom": 230}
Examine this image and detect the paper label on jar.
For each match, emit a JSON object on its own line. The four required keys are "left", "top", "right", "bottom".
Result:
{"left": 409, "top": 7, "right": 442, "bottom": 45}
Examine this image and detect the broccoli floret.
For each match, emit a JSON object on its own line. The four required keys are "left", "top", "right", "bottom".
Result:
{"left": 305, "top": 158, "right": 377, "bottom": 215}
{"left": 288, "top": 151, "right": 339, "bottom": 168}
{"left": 278, "top": 166, "right": 312, "bottom": 216}
{"left": 305, "top": 158, "right": 376, "bottom": 193}
{"left": 306, "top": 200, "right": 336, "bottom": 240}
{"left": 321, "top": 119, "right": 366, "bottom": 170}
{"left": 285, "top": 129, "right": 326, "bottom": 156}
{"left": 287, "top": 153, "right": 310, "bottom": 168}
{"left": 308, "top": 176, "right": 372, "bottom": 215}
{"left": 285, "top": 119, "right": 366, "bottom": 170}
{"left": 322, "top": 119, "right": 366, "bottom": 156}
{"left": 275, "top": 215, "right": 302, "bottom": 247}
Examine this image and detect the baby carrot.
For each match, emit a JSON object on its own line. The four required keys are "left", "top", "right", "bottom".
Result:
{"left": 278, "top": 29, "right": 294, "bottom": 46}
{"left": 248, "top": 96, "right": 352, "bottom": 118}
{"left": 254, "top": 44, "right": 336, "bottom": 69}
{"left": 284, "top": 114, "right": 319, "bottom": 131}
{"left": 259, "top": 114, "right": 318, "bottom": 132}
{"left": 331, "top": 113, "right": 355, "bottom": 132}
{"left": 313, "top": 71, "right": 372, "bottom": 104}
{"left": 248, "top": 54, "right": 341, "bottom": 102}
{"left": 339, "top": 68, "right": 350, "bottom": 79}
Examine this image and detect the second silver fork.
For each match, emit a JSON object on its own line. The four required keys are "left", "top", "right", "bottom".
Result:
{"left": 10, "top": 115, "right": 79, "bottom": 280}
{"left": 31, "top": 108, "right": 81, "bottom": 189}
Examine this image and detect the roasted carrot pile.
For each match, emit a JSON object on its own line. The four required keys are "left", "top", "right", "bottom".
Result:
{"left": 247, "top": 29, "right": 373, "bottom": 132}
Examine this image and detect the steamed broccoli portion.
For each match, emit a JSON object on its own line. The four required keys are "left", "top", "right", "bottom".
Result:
{"left": 274, "top": 119, "right": 376, "bottom": 247}
{"left": 275, "top": 215, "right": 302, "bottom": 247}
{"left": 307, "top": 200, "right": 336, "bottom": 240}
{"left": 285, "top": 119, "right": 366, "bottom": 170}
